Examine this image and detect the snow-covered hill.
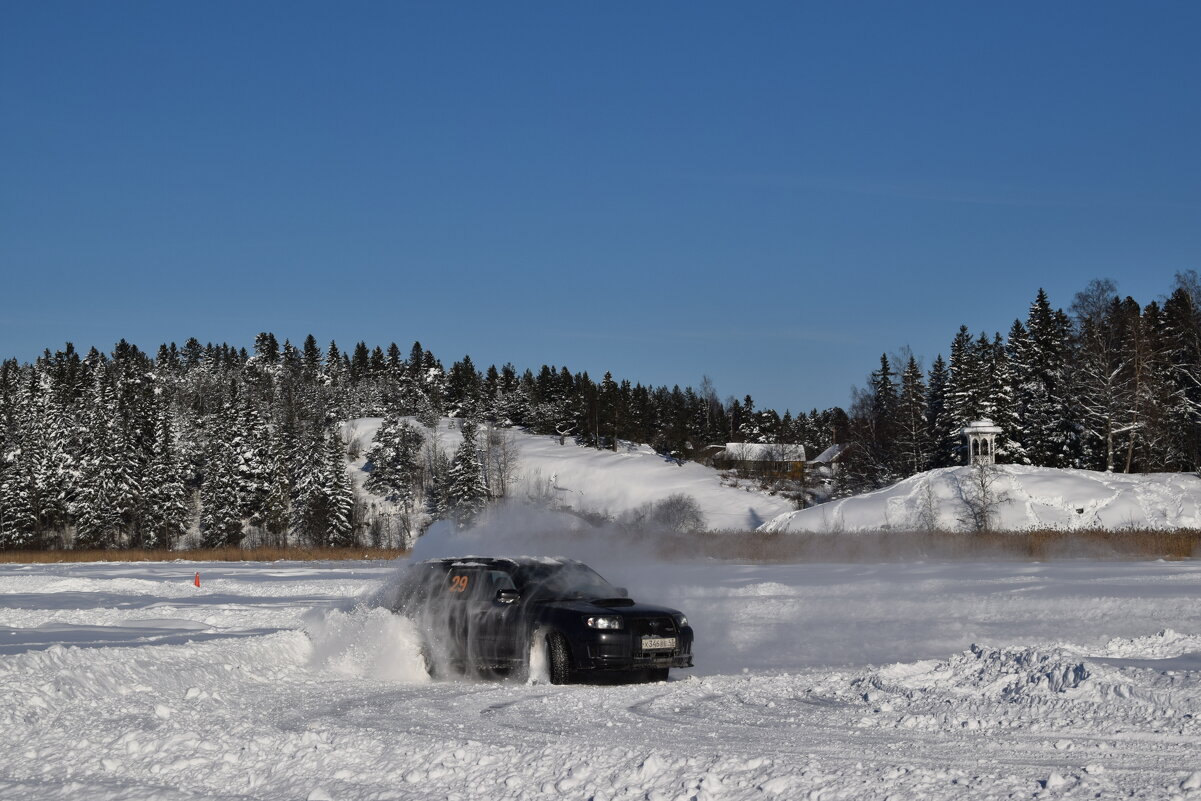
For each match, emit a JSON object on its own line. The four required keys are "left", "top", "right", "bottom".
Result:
{"left": 764, "top": 465, "right": 1201, "bottom": 534}
{"left": 345, "top": 418, "right": 796, "bottom": 531}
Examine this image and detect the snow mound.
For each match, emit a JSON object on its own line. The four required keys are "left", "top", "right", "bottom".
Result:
{"left": 861, "top": 644, "right": 1093, "bottom": 703}
{"left": 762, "top": 464, "right": 1201, "bottom": 533}
{"left": 1100, "top": 628, "right": 1201, "bottom": 659}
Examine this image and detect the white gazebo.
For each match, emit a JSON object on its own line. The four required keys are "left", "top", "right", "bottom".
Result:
{"left": 962, "top": 419, "right": 1002, "bottom": 466}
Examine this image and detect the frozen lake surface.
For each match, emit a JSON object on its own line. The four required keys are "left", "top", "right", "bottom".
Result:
{"left": 1, "top": 556, "right": 1199, "bottom": 799}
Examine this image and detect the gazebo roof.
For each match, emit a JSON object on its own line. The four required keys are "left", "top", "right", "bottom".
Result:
{"left": 962, "top": 419, "right": 1002, "bottom": 435}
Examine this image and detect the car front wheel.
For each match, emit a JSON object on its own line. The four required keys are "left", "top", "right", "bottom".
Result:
{"left": 546, "top": 631, "right": 573, "bottom": 685}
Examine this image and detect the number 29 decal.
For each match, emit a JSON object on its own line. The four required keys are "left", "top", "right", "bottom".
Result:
{"left": 448, "top": 575, "right": 470, "bottom": 593}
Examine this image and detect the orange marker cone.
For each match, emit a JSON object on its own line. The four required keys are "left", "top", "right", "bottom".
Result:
{"left": 194, "top": 572, "right": 201, "bottom": 588}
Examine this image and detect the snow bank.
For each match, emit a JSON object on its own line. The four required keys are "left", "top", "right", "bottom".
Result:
{"left": 861, "top": 644, "right": 1093, "bottom": 702}
{"left": 763, "top": 464, "right": 1201, "bottom": 533}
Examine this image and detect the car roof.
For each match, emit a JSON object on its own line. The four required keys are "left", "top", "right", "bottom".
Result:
{"left": 415, "top": 556, "right": 580, "bottom": 571}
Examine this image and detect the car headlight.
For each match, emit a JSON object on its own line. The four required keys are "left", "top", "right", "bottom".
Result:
{"left": 585, "top": 615, "right": 624, "bottom": 630}
{"left": 673, "top": 614, "right": 689, "bottom": 629}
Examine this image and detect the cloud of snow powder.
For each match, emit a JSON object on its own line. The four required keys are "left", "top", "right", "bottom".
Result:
{"left": 301, "top": 606, "right": 430, "bottom": 684}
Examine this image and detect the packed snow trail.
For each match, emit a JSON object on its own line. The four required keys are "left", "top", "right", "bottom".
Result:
{"left": 0, "top": 559, "right": 1199, "bottom": 799}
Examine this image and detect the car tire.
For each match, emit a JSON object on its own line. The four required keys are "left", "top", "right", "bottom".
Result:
{"left": 547, "top": 631, "right": 573, "bottom": 685}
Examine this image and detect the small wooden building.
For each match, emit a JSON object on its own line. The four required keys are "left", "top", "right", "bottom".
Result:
{"left": 711, "top": 442, "right": 807, "bottom": 481}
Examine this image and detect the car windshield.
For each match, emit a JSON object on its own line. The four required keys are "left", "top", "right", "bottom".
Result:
{"left": 514, "top": 562, "right": 619, "bottom": 601}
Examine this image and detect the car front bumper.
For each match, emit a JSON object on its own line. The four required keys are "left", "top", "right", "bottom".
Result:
{"left": 573, "top": 628, "right": 694, "bottom": 671}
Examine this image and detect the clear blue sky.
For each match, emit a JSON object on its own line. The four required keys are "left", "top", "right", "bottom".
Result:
{"left": 2, "top": 1, "right": 1198, "bottom": 412}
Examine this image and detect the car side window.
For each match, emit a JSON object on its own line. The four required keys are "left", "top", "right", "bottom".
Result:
{"left": 487, "top": 571, "right": 517, "bottom": 593}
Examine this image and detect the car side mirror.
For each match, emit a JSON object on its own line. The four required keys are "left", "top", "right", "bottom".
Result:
{"left": 496, "top": 588, "right": 520, "bottom": 605}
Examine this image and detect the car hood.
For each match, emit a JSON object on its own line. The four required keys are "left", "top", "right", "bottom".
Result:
{"left": 539, "top": 597, "right": 684, "bottom": 617}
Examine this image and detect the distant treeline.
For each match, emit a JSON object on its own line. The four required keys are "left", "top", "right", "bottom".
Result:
{"left": 836, "top": 273, "right": 1201, "bottom": 495}
{"left": 0, "top": 335, "right": 838, "bottom": 550}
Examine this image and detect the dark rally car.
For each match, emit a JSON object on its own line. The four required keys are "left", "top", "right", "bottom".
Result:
{"left": 388, "top": 556, "right": 694, "bottom": 684}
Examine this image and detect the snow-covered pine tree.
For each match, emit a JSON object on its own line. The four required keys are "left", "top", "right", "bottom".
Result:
{"left": 196, "top": 392, "right": 245, "bottom": 548}
{"left": 419, "top": 349, "right": 447, "bottom": 424}
{"left": 324, "top": 341, "right": 345, "bottom": 387}
{"left": 0, "top": 443, "right": 36, "bottom": 548}
{"left": 980, "top": 333, "right": 1024, "bottom": 463}
{"left": 349, "top": 342, "right": 371, "bottom": 384}
{"left": 895, "top": 356, "right": 930, "bottom": 476}
{"left": 598, "top": 371, "right": 621, "bottom": 451}
{"left": 141, "top": 405, "right": 189, "bottom": 549}
{"left": 1003, "top": 319, "right": 1032, "bottom": 462}
{"left": 736, "top": 395, "right": 760, "bottom": 442}
{"left": 199, "top": 434, "right": 243, "bottom": 548}
{"left": 395, "top": 341, "right": 424, "bottom": 416}
{"left": 446, "top": 419, "right": 487, "bottom": 526}
{"left": 259, "top": 431, "right": 292, "bottom": 547}
{"left": 491, "top": 363, "right": 523, "bottom": 426}
{"left": 552, "top": 367, "right": 579, "bottom": 442}
{"left": 113, "top": 412, "right": 147, "bottom": 544}
{"left": 925, "top": 354, "right": 955, "bottom": 468}
{"left": 1161, "top": 285, "right": 1201, "bottom": 470}
{"left": 423, "top": 441, "right": 450, "bottom": 522}
{"left": 364, "top": 415, "right": 424, "bottom": 509}
{"left": 1019, "top": 289, "right": 1076, "bottom": 467}
{"left": 445, "top": 355, "right": 482, "bottom": 418}
{"left": 300, "top": 335, "right": 322, "bottom": 384}
{"left": 481, "top": 364, "right": 501, "bottom": 422}
{"left": 231, "top": 392, "right": 270, "bottom": 527}
{"left": 946, "top": 326, "right": 983, "bottom": 430}
{"left": 752, "top": 406, "right": 781, "bottom": 448}
{"left": 323, "top": 429, "right": 355, "bottom": 547}
{"left": 867, "top": 354, "right": 900, "bottom": 480}
{"left": 74, "top": 376, "right": 127, "bottom": 548}
{"left": 13, "top": 380, "right": 48, "bottom": 541}
{"left": 290, "top": 426, "right": 328, "bottom": 546}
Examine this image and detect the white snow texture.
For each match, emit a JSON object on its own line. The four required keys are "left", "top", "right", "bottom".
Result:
{"left": 1, "top": 556, "right": 1200, "bottom": 800}
{"left": 764, "top": 464, "right": 1201, "bottom": 533}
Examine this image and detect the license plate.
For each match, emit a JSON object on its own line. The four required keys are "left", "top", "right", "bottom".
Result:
{"left": 641, "top": 636, "right": 676, "bottom": 651}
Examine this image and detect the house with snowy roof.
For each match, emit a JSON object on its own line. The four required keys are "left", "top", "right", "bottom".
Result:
{"left": 808, "top": 443, "right": 848, "bottom": 472}
{"left": 711, "top": 442, "right": 807, "bottom": 481}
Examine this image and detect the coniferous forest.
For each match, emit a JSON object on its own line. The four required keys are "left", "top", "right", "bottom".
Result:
{"left": 0, "top": 333, "right": 842, "bottom": 551}
{"left": 0, "top": 274, "right": 1198, "bottom": 551}
{"left": 837, "top": 274, "right": 1201, "bottom": 495}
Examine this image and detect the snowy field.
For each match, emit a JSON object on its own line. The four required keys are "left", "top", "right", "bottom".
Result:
{"left": 2, "top": 546, "right": 1201, "bottom": 800}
